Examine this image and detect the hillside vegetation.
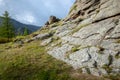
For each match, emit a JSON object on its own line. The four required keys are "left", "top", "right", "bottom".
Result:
{"left": 0, "top": 40, "right": 107, "bottom": 80}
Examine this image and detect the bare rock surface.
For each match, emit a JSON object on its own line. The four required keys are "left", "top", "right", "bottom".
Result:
{"left": 33, "top": 0, "right": 120, "bottom": 76}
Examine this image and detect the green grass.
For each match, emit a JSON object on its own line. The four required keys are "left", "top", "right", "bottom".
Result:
{"left": 115, "top": 53, "right": 120, "bottom": 59}
{"left": 0, "top": 37, "right": 13, "bottom": 43}
{"left": 71, "top": 46, "right": 80, "bottom": 52}
{"left": 102, "top": 64, "right": 112, "bottom": 74}
{"left": 104, "top": 74, "right": 120, "bottom": 80}
{"left": 0, "top": 40, "right": 74, "bottom": 80}
{"left": 65, "top": 45, "right": 80, "bottom": 59}
{"left": 0, "top": 40, "right": 110, "bottom": 80}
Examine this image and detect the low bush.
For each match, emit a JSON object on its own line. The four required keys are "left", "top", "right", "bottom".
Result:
{"left": 0, "top": 37, "right": 12, "bottom": 43}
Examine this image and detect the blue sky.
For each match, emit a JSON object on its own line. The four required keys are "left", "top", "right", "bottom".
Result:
{"left": 0, "top": 0, "right": 75, "bottom": 26}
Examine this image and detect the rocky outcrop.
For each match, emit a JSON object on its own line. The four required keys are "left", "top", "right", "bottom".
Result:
{"left": 25, "top": 32, "right": 53, "bottom": 43}
{"left": 31, "top": 0, "right": 120, "bottom": 77}
{"left": 45, "top": 16, "right": 60, "bottom": 25}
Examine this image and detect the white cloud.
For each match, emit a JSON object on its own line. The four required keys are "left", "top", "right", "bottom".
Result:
{"left": 24, "top": 14, "right": 36, "bottom": 23}
{"left": 15, "top": 12, "right": 37, "bottom": 25}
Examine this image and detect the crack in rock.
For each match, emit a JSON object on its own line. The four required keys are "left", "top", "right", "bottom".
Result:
{"left": 82, "top": 33, "right": 99, "bottom": 39}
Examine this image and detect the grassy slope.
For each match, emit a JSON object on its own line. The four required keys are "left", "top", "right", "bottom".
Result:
{"left": 0, "top": 40, "right": 107, "bottom": 80}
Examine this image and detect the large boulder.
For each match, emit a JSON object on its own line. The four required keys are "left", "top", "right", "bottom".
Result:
{"left": 49, "top": 16, "right": 60, "bottom": 24}
{"left": 45, "top": 16, "right": 60, "bottom": 26}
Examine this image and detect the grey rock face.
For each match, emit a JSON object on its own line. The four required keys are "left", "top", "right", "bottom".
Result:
{"left": 41, "top": 38, "right": 53, "bottom": 46}
{"left": 38, "top": 0, "right": 120, "bottom": 76}
{"left": 32, "top": 33, "right": 53, "bottom": 40}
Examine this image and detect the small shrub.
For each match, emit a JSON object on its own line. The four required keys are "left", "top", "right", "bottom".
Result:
{"left": 13, "top": 36, "right": 25, "bottom": 42}
{"left": 93, "top": 61, "right": 97, "bottom": 68}
{"left": 85, "top": 68, "right": 91, "bottom": 74}
{"left": 0, "top": 37, "right": 12, "bottom": 43}
{"left": 102, "top": 55, "right": 113, "bottom": 73}
{"left": 115, "top": 39, "right": 120, "bottom": 43}
{"left": 102, "top": 64, "right": 112, "bottom": 74}
{"left": 115, "top": 52, "right": 120, "bottom": 59}
{"left": 108, "top": 55, "right": 113, "bottom": 66}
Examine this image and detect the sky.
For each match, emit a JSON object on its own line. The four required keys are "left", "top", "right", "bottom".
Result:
{"left": 0, "top": 0, "right": 75, "bottom": 26}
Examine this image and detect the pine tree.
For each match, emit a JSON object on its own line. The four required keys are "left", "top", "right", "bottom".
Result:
{"left": 0, "top": 11, "right": 15, "bottom": 41}
{"left": 23, "top": 27, "right": 29, "bottom": 36}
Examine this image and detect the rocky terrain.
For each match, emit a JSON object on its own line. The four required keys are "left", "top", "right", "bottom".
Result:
{"left": 28, "top": 0, "right": 120, "bottom": 77}
{"left": 0, "top": 0, "right": 120, "bottom": 79}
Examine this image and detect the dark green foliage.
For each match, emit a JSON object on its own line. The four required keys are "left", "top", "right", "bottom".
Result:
{"left": 23, "top": 27, "right": 29, "bottom": 36}
{"left": 0, "top": 11, "right": 15, "bottom": 42}
{"left": 115, "top": 51, "right": 120, "bottom": 59}
{"left": 102, "top": 64, "right": 112, "bottom": 74}
{"left": 85, "top": 68, "right": 91, "bottom": 74}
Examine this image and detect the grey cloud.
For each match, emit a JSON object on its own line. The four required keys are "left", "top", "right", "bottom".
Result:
{"left": 0, "top": 0, "right": 75, "bottom": 26}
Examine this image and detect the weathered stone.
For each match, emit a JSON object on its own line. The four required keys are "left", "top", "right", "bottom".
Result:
{"left": 24, "top": 39, "right": 34, "bottom": 43}
{"left": 14, "top": 40, "right": 24, "bottom": 45}
{"left": 45, "top": 21, "right": 49, "bottom": 25}
{"left": 48, "top": 16, "right": 60, "bottom": 24}
{"left": 32, "top": 33, "right": 53, "bottom": 40}
{"left": 44, "top": 0, "right": 120, "bottom": 76}
{"left": 57, "top": 30, "right": 71, "bottom": 37}
{"left": 41, "top": 38, "right": 52, "bottom": 46}
{"left": 48, "top": 44, "right": 73, "bottom": 60}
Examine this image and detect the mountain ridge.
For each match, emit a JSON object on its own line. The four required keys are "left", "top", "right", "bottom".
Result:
{"left": 0, "top": 17, "right": 40, "bottom": 35}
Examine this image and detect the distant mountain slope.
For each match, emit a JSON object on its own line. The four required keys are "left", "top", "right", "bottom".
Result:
{"left": 0, "top": 17, "right": 40, "bottom": 35}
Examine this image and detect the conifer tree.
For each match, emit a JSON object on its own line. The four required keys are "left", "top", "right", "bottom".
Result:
{"left": 0, "top": 11, "right": 15, "bottom": 41}
{"left": 23, "top": 27, "right": 29, "bottom": 36}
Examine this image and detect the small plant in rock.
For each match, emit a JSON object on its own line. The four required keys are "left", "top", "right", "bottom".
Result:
{"left": 115, "top": 39, "right": 120, "bottom": 43}
{"left": 77, "top": 68, "right": 83, "bottom": 73}
{"left": 71, "top": 47, "right": 79, "bottom": 52}
{"left": 115, "top": 51, "right": 120, "bottom": 59}
{"left": 93, "top": 61, "right": 97, "bottom": 68}
{"left": 102, "top": 55, "right": 113, "bottom": 73}
{"left": 108, "top": 55, "right": 113, "bottom": 66}
{"left": 102, "top": 64, "right": 112, "bottom": 74}
{"left": 85, "top": 68, "right": 91, "bottom": 74}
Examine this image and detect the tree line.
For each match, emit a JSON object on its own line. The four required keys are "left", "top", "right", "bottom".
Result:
{"left": 0, "top": 11, "right": 29, "bottom": 42}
